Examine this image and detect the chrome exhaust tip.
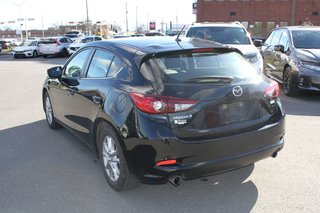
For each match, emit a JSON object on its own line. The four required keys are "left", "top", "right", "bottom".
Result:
{"left": 272, "top": 152, "right": 278, "bottom": 158}
{"left": 168, "top": 175, "right": 182, "bottom": 186}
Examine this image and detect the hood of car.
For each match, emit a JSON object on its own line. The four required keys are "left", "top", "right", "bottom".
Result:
{"left": 227, "top": 44, "right": 259, "bottom": 56}
{"left": 13, "top": 46, "right": 36, "bottom": 51}
{"left": 296, "top": 48, "right": 320, "bottom": 63}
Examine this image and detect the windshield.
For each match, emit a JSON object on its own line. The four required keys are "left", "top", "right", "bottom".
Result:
{"left": 19, "top": 41, "right": 34, "bottom": 46}
{"left": 187, "top": 26, "right": 251, "bottom": 45}
{"left": 292, "top": 30, "right": 320, "bottom": 49}
{"left": 140, "top": 51, "right": 257, "bottom": 84}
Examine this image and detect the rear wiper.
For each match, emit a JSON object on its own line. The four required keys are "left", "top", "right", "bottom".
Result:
{"left": 185, "top": 76, "right": 234, "bottom": 83}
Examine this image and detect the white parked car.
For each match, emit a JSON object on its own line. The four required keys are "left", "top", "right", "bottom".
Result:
{"left": 39, "top": 36, "right": 73, "bottom": 58}
{"left": 68, "top": 36, "right": 103, "bottom": 55}
{"left": 12, "top": 40, "right": 42, "bottom": 58}
{"left": 186, "top": 22, "right": 264, "bottom": 74}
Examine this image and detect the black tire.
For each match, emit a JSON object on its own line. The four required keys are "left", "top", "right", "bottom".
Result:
{"left": 97, "top": 122, "right": 138, "bottom": 191}
{"left": 61, "top": 48, "right": 68, "bottom": 57}
{"left": 33, "top": 50, "right": 38, "bottom": 58}
{"left": 43, "top": 92, "right": 61, "bottom": 129}
{"left": 283, "top": 67, "right": 298, "bottom": 96}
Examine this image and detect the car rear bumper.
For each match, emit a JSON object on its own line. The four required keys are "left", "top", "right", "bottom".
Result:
{"left": 126, "top": 114, "right": 285, "bottom": 184}
{"left": 143, "top": 139, "right": 283, "bottom": 184}
{"left": 40, "top": 49, "right": 60, "bottom": 55}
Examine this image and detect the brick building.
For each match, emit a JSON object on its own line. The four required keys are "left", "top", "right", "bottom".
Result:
{"left": 196, "top": 0, "right": 320, "bottom": 37}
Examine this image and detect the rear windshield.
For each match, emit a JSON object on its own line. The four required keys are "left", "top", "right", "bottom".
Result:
{"left": 140, "top": 51, "right": 257, "bottom": 84}
{"left": 292, "top": 30, "right": 320, "bottom": 49}
{"left": 187, "top": 26, "right": 251, "bottom": 45}
{"left": 41, "top": 39, "right": 56, "bottom": 44}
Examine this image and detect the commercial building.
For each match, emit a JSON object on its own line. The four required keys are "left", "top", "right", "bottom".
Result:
{"left": 196, "top": 0, "right": 320, "bottom": 37}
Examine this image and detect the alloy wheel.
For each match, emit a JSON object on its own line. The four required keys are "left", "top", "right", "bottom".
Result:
{"left": 283, "top": 68, "right": 291, "bottom": 94}
{"left": 102, "top": 135, "right": 120, "bottom": 182}
{"left": 45, "top": 96, "right": 53, "bottom": 124}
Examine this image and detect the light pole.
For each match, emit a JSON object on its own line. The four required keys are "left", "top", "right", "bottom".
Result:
{"left": 4, "top": 0, "right": 28, "bottom": 41}
{"left": 86, "top": 0, "right": 90, "bottom": 35}
{"left": 125, "top": 2, "right": 128, "bottom": 34}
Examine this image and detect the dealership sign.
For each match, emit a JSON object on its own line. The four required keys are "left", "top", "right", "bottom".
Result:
{"left": 149, "top": 21, "right": 156, "bottom": 30}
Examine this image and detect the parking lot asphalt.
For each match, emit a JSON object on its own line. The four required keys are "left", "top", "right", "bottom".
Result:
{"left": 0, "top": 54, "right": 320, "bottom": 213}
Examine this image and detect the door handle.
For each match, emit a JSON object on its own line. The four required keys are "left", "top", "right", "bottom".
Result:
{"left": 92, "top": 95, "right": 103, "bottom": 105}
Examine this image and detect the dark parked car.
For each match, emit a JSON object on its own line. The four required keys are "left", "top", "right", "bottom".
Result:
{"left": 260, "top": 26, "right": 320, "bottom": 96}
{"left": 0, "top": 40, "right": 8, "bottom": 49}
{"left": 42, "top": 37, "right": 285, "bottom": 191}
{"left": 145, "top": 32, "right": 165, "bottom": 36}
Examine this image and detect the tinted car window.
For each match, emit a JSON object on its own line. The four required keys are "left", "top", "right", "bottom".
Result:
{"left": 60, "top": 38, "right": 67, "bottom": 43}
{"left": 87, "top": 50, "right": 113, "bottom": 78}
{"left": 270, "top": 30, "right": 283, "bottom": 45}
{"left": 187, "top": 27, "right": 251, "bottom": 45}
{"left": 140, "top": 51, "right": 257, "bottom": 84}
{"left": 292, "top": 30, "right": 320, "bottom": 49}
{"left": 81, "top": 37, "right": 94, "bottom": 43}
{"left": 95, "top": 37, "right": 102, "bottom": 41}
{"left": 41, "top": 39, "right": 56, "bottom": 44}
{"left": 64, "top": 49, "right": 91, "bottom": 78}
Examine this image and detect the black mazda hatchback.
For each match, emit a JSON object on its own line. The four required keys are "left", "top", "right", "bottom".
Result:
{"left": 42, "top": 37, "right": 285, "bottom": 191}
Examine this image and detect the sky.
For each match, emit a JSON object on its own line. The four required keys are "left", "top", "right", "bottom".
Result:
{"left": 0, "top": 0, "right": 196, "bottom": 32}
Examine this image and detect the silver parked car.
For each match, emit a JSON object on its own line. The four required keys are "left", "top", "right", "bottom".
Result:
{"left": 68, "top": 36, "right": 103, "bottom": 55}
{"left": 39, "top": 36, "right": 73, "bottom": 58}
{"left": 12, "top": 40, "right": 42, "bottom": 58}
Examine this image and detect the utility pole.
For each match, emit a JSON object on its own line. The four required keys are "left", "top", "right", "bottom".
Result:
{"left": 42, "top": 16, "right": 44, "bottom": 38}
{"left": 86, "top": 0, "right": 90, "bottom": 35}
{"left": 136, "top": 6, "right": 138, "bottom": 33}
{"left": 25, "top": 18, "right": 28, "bottom": 39}
{"left": 125, "top": 2, "right": 129, "bottom": 34}
{"left": 4, "top": 0, "right": 28, "bottom": 41}
{"left": 161, "top": 20, "right": 164, "bottom": 33}
{"left": 290, "top": 0, "right": 297, "bottom": 25}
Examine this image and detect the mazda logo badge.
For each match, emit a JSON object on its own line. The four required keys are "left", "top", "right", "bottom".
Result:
{"left": 232, "top": 86, "right": 243, "bottom": 97}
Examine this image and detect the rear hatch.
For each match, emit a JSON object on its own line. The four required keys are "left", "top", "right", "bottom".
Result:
{"left": 40, "top": 38, "right": 60, "bottom": 48}
{"left": 139, "top": 49, "right": 279, "bottom": 140}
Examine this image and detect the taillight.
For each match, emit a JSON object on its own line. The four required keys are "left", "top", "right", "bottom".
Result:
{"left": 56, "top": 38, "right": 60, "bottom": 46}
{"left": 192, "top": 48, "right": 215, "bottom": 53}
{"left": 129, "top": 93, "right": 198, "bottom": 114}
{"left": 264, "top": 80, "right": 280, "bottom": 98}
{"left": 155, "top": 159, "right": 177, "bottom": 166}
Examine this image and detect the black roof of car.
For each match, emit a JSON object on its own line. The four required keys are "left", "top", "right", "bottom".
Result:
{"left": 85, "top": 37, "right": 237, "bottom": 55}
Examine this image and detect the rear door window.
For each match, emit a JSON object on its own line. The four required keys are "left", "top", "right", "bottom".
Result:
{"left": 86, "top": 49, "right": 124, "bottom": 78}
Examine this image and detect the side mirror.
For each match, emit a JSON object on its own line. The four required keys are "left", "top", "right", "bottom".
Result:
{"left": 274, "top": 44, "right": 285, "bottom": 53}
{"left": 47, "top": 66, "right": 62, "bottom": 79}
{"left": 253, "top": 39, "right": 263, "bottom": 47}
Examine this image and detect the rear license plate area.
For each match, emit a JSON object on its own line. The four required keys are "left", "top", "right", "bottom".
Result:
{"left": 220, "top": 102, "right": 247, "bottom": 124}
